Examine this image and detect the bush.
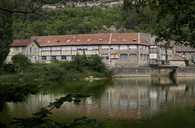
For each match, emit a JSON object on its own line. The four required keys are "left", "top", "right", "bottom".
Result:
{"left": 2, "top": 64, "right": 16, "bottom": 73}
{"left": 86, "top": 55, "right": 107, "bottom": 73}
{"left": 12, "top": 54, "right": 31, "bottom": 72}
{"left": 71, "top": 55, "right": 104, "bottom": 71}
{"left": 44, "top": 64, "right": 64, "bottom": 82}
{"left": 69, "top": 55, "right": 111, "bottom": 77}
{"left": 0, "top": 74, "right": 39, "bottom": 102}
{"left": 73, "top": 54, "right": 88, "bottom": 71}
{"left": 2, "top": 55, "right": 110, "bottom": 83}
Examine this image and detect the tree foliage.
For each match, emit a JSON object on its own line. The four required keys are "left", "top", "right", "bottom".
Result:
{"left": 12, "top": 54, "right": 31, "bottom": 72}
{"left": 73, "top": 54, "right": 110, "bottom": 75}
{"left": 0, "top": 12, "right": 13, "bottom": 68}
{"left": 123, "top": 0, "right": 195, "bottom": 47}
{"left": 12, "top": 7, "right": 123, "bottom": 39}
{"left": 0, "top": 0, "right": 63, "bottom": 67}
{"left": 151, "top": 0, "right": 195, "bottom": 47}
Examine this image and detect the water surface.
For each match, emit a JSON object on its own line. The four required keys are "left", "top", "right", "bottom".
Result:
{"left": 1, "top": 78, "right": 195, "bottom": 123}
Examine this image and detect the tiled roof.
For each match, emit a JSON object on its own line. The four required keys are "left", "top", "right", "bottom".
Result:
{"left": 33, "top": 33, "right": 150, "bottom": 47}
{"left": 10, "top": 39, "right": 32, "bottom": 47}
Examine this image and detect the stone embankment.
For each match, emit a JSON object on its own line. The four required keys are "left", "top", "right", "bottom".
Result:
{"left": 112, "top": 67, "right": 151, "bottom": 77}
{"left": 177, "top": 67, "right": 195, "bottom": 77}
{"left": 112, "top": 66, "right": 195, "bottom": 78}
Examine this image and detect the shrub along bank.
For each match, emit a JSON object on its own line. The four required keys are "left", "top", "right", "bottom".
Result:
{"left": 30, "top": 54, "right": 111, "bottom": 82}
{"left": 1, "top": 54, "right": 111, "bottom": 80}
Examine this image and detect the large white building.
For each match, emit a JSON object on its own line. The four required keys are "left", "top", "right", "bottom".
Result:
{"left": 7, "top": 32, "right": 194, "bottom": 67}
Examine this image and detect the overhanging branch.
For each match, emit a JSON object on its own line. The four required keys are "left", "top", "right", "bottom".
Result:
{"left": 0, "top": 7, "right": 37, "bottom": 14}
{"left": 0, "top": 8, "right": 13, "bottom": 14}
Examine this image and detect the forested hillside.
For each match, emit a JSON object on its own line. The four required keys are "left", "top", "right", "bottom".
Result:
{"left": 13, "top": 7, "right": 123, "bottom": 39}
{"left": 13, "top": 5, "right": 155, "bottom": 39}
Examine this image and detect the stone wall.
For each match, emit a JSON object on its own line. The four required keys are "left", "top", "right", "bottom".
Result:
{"left": 177, "top": 67, "right": 195, "bottom": 77}
{"left": 112, "top": 67, "right": 195, "bottom": 77}
{"left": 169, "top": 60, "right": 186, "bottom": 67}
{"left": 112, "top": 67, "right": 152, "bottom": 77}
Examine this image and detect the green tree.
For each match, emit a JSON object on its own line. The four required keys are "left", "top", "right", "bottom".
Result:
{"left": 12, "top": 7, "right": 123, "bottom": 38}
{"left": 0, "top": 0, "right": 63, "bottom": 68}
{"left": 0, "top": 11, "right": 13, "bottom": 68}
{"left": 124, "top": 0, "right": 195, "bottom": 47}
{"left": 12, "top": 54, "right": 31, "bottom": 72}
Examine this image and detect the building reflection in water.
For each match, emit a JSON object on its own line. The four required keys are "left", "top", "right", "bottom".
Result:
{"left": 5, "top": 78, "right": 195, "bottom": 120}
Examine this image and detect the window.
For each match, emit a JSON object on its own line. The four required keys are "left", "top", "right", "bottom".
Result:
{"left": 61, "top": 56, "right": 66, "bottom": 60}
{"left": 72, "top": 47, "right": 77, "bottom": 50}
{"left": 71, "top": 56, "right": 75, "bottom": 60}
{"left": 51, "top": 47, "right": 61, "bottom": 51}
{"left": 120, "top": 45, "right": 128, "bottom": 50}
{"left": 102, "top": 46, "right": 109, "bottom": 49}
{"left": 111, "top": 45, "right": 119, "bottom": 50}
{"left": 120, "top": 54, "right": 128, "bottom": 60}
{"left": 192, "top": 56, "right": 195, "bottom": 63}
{"left": 51, "top": 56, "right": 57, "bottom": 61}
{"left": 101, "top": 53, "right": 108, "bottom": 57}
{"left": 129, "top": 45, "right": 137, "bottom": 49}
{"left": 150, "top": 46, "right": 157, "bottom": 48}
{"left": 62, "top": 47, "right": 71, "bottom": 50}
{"left": 67, "top": 56, "right": 72, "bottom": 61}
{"left": 42, "top": 47, "right": 50, "bottom": 51}
{"left": 88, "top": 46, "right": 98, "bottom": 50}
{"left": 41, "top": 56, "right": 47, "bottom": 60}
{"left": 111, "top": 53, "right": 120, "bottom": 59}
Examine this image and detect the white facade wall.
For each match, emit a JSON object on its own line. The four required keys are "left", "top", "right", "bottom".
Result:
{"left": 6, "top": 47, "right": 26, "bottom": 63}
{"left": 36, "top": 44, "right": 150, "bottom": 66}
{"left": 6, "top": 42, "right": 39, "bottom": 63}
{"left": 26, "top": 43, "right": 40, "bottom": 63}
{"left": 7, "top": 42, "right": 151, "bottom": 66}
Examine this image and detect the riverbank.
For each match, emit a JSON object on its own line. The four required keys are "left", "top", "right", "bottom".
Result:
{"left": 0, "top": 54, "right": 111, "bottom": 106}
{"left": 0, "top": 79, "right": 113, "bottom": 127}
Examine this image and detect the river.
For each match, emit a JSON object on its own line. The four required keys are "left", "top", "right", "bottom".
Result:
{"left": 1, "top": 77, "right": 195, "bottom": 124}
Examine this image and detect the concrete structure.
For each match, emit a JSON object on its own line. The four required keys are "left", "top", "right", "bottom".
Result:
{"left": 174, "top": 46, "right": 195, "bottom": 64}
{"left": 7, "top": 33, "right": 154, "bottom": 67}
{"left": 149, "top": 45, "right": 167, "bottom": 65}
{"left": 169, "top": 56, "right": 186, "bottom": 67}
